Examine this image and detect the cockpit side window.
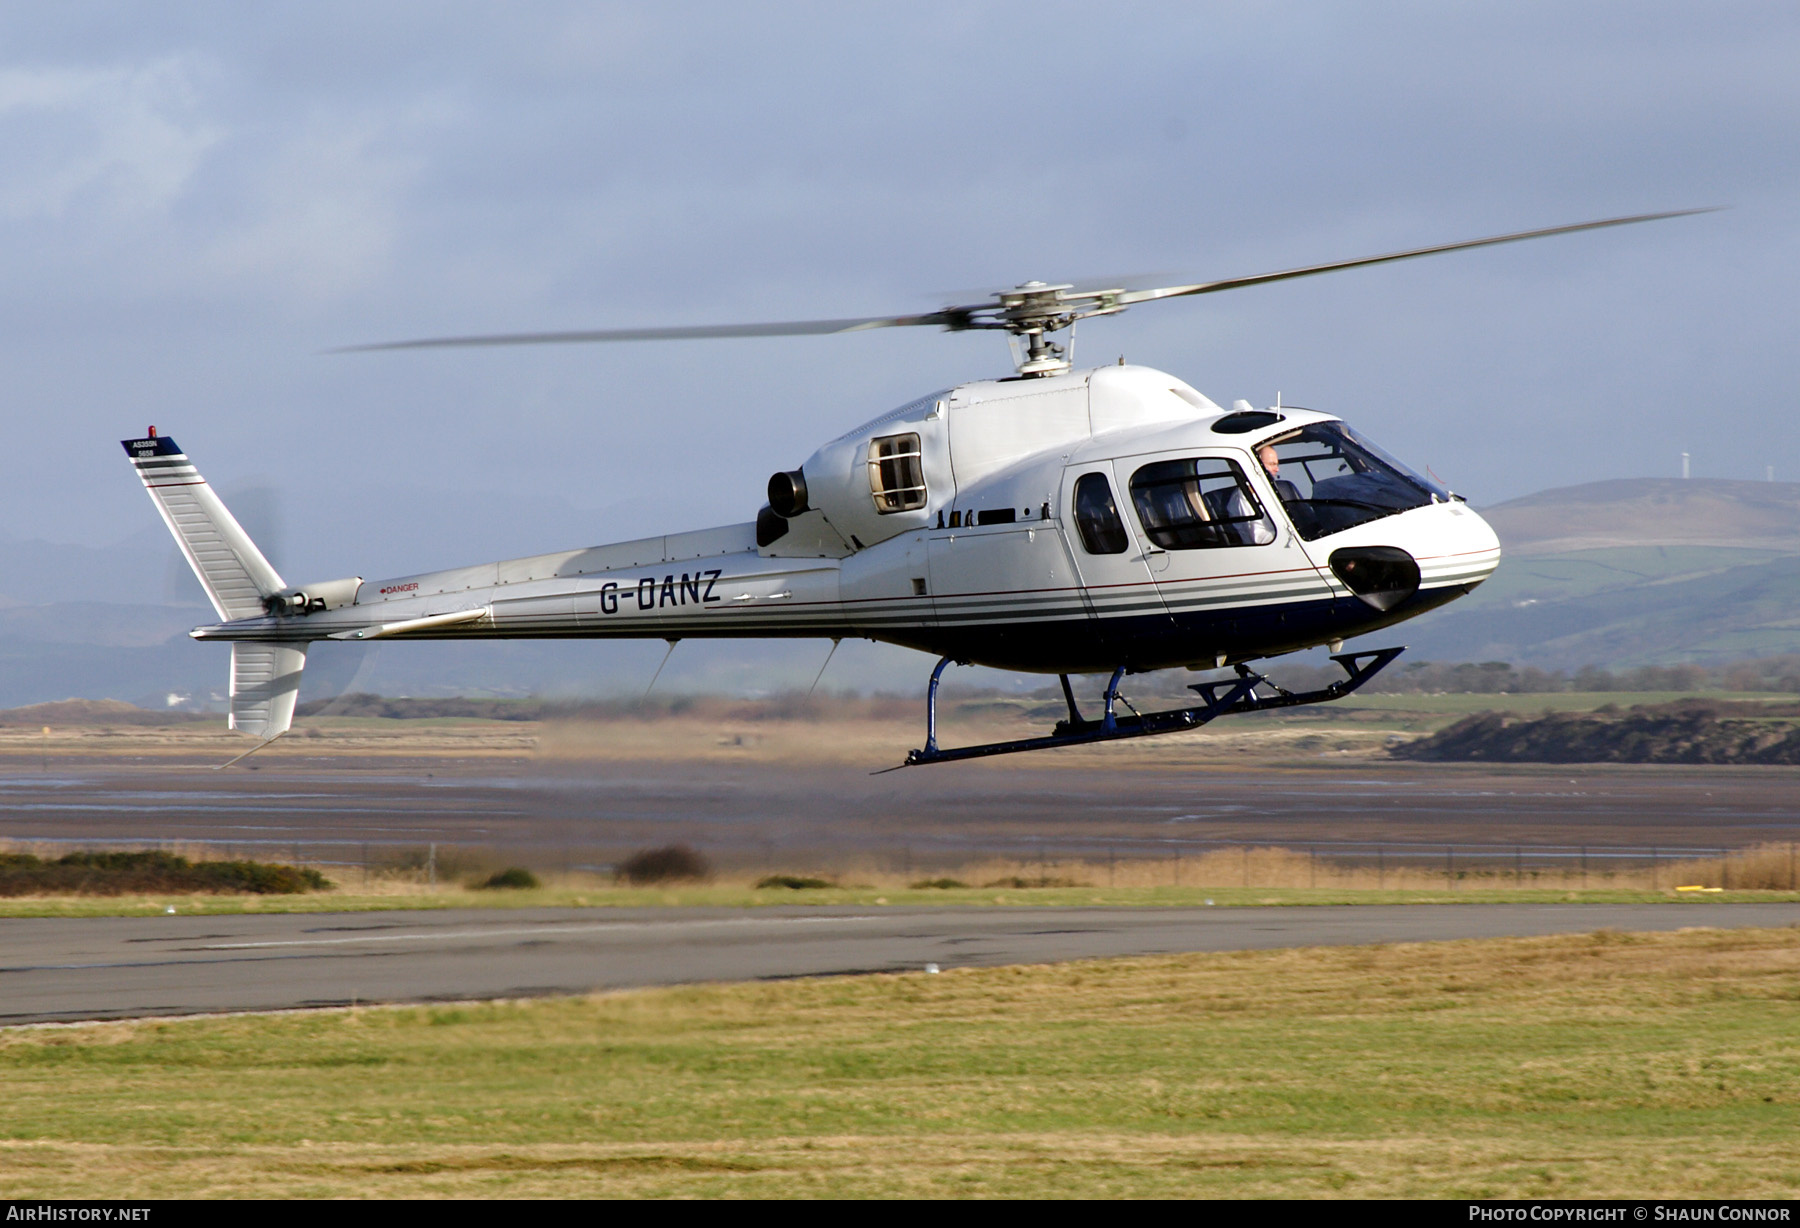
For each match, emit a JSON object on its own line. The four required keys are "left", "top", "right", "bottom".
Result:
{"left": 868, "top": 433, "right": 927, "bottom": 514}
{"left": 1128, "top": 457, "right": 1275, "bottom": 550}
{"left": 1261, "top": 422, "right": 1441, "bottom": 541}
{"left": 1072, "top": 472, "right": 1129, "bottom": 555}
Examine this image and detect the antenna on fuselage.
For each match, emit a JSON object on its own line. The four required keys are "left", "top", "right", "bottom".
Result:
{"left": 807, "top": 638, "right": 842, "bottom": 698}
{"left": 644, "top": 638, "right": 680, "bottom": 698}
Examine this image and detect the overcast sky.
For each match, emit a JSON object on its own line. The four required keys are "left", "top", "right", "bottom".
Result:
{"left": 4, "top": 1, "right": 1796, "bottom": 590}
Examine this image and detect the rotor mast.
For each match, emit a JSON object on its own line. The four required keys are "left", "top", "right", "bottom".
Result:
{"left": 989, "top": 281, "right": 1128, "bottom": 377}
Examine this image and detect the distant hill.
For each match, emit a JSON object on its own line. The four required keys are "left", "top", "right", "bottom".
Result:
{"left": 1392, "top": 478, "right": 1800, "bottom": 669}
{"left": 1479, "top": 478, "right": 1800, "bottom": 555}
{"left": 0, "top": 699, "right": 206, "bottom": 727}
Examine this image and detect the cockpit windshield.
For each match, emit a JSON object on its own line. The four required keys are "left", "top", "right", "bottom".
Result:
{"left": 1258, "top": 422, "right": 1449, "bottom": 541}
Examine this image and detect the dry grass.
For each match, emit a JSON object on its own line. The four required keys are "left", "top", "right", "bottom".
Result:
{"left": 1, "top": 927, "right": 1797, "bottom": 1197}
{"left": 710, "top": 843, "right": 1800, "bottom": 895}
{"left": 0, "top": 720, "right": 538, "bottom": 761}
{"left": 1659, "top": 843, "right": 1800, "bottom": 891}
{"left": 0, "top": 839, "right": 1795, "bottom": 917}
{"left": 0, "top": 705, "right": 1403, "bottom": 767}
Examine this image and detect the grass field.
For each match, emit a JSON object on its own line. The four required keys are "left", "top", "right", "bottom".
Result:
{"left": 1, "top": 926, "right": 1796, "bottom": 1198}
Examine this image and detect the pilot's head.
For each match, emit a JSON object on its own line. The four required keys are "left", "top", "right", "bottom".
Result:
{"left": 1257, "top": 444, "right": 1280, "bottom": 479}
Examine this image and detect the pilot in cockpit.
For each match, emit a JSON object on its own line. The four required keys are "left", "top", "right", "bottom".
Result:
{"left": 1258, "top": 443, "right": 1302, "bottom": 504}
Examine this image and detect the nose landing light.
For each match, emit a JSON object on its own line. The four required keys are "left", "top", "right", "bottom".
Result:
{"left": 1329, "top": 546, "right": 1420, "bottom": 611}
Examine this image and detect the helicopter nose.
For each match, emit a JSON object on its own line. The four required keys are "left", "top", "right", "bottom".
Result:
{"left": 1311, "top": 503, "right": 1500, "bottom": 620}
{"left": 1410, "top": 502, "right": 1503, "bottom": 597}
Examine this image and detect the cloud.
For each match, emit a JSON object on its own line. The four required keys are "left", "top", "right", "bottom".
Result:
{"left": 200, "top": 112, "right": 433, "bottom": 303}
{"left": 1, "top": 2, "right": 1796, "bottom": 571}
{"left": 0, "top": 56, "right": 221, "bottom": 220}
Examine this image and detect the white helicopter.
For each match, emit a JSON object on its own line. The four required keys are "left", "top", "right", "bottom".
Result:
{"left": 125, "top": 209, "right": 1702, "bottom": 766}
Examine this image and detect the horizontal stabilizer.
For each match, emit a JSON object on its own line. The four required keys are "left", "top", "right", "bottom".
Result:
{"left": 230, "top": 642, "right": 307, "bottom": 738}
{"left": 121, "top": 434, "right": 283, "bottom": 621}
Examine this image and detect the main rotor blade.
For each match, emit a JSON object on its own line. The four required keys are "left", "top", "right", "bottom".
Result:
{"left": 336, "top": 311, "right": 962, "bottom": 353}
{"left": 1113, "top": 208, "right": 1718, "bottom": 307}
{"left": 339, "top": 207, "right": 1713, "bottom": 357}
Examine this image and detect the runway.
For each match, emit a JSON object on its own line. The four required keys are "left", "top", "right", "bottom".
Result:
{"left": 5, "top": 901, "right": 1797, "bottom": 1025}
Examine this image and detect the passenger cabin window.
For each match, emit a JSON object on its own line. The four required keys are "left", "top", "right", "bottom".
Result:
{"left": 1073, "top": 472, "right": 1129, "bottom": 554}
{"left": 868, "top": 433, "right": 926, "bottom": 514}
{"left": 1259, "top": 422, "right": 1445, "bottom": 541}
{"left": 1129, "top": 457, "right": 1275, "bottom": 549}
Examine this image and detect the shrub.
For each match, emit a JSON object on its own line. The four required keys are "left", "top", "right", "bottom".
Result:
{"left": 617, "top": 843, "right": 710, "bottom": 885}
{"left": 982, "top": 875, "right": 1087, "bottom": 889}
{"left": 910, "top": 878, "right": 967, "bottom": 889}
{"left": 755, "top": 874, "right": 834, "bottom": 890}
{"left": 0, "top": 850, "right": 328, "bottom": 896}
{"left": 475, "top": 867, "right": 540, "bottom": 890}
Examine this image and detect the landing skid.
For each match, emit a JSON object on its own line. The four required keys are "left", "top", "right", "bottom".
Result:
{"left": 889, "top": 647, "right": 1405, "bottom": 769}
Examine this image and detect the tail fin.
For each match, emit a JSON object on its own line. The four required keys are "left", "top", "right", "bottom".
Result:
{"left": 124, "top": 431, "right": 307, "bottom": 741}
{"left": 230, "top": 642, "right": 308, "bottom": 738}
{"left": 121, "top": 432, "right": 283, "bottom": 621}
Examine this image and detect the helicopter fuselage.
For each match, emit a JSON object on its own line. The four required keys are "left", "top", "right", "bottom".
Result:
{"left": 138, "top": 208, "right": 1701, "bottom": 748}
{"left": 188, "top": 363, "right": 1499, "bottom": 677}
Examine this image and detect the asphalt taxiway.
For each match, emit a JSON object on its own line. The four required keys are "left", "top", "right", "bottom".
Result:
{"left": 5, "top": 901, "right": 1796, "bottom": 1025}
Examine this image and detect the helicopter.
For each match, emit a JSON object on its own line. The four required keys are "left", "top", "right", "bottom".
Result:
{"left": 124, "top": 209, "right": 1705, "bottom": 767}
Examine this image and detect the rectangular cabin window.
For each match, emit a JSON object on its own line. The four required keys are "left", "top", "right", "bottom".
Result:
{"left": 868, "top": 432, "right": 927, "bottom": 514}
{"left": 1129, "top": 457, "right": 1275, "bottom": 549}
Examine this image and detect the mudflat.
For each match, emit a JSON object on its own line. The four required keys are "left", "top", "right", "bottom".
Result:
{"left": 1, "top": 739, "right": 1796, "bottom": 857}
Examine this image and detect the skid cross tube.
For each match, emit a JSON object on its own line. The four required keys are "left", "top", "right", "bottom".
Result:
{"left": 896, "top": 647, "right": 1405, "bottom": 768}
